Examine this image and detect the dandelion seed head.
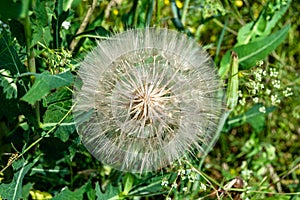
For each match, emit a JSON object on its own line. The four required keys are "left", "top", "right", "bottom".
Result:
{"left": 73, "top": 28, "right": 223, "bottom": 173}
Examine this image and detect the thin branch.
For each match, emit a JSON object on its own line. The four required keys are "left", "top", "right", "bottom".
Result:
{"left": 69, "top": 0, "right": 98, "bottom": 53}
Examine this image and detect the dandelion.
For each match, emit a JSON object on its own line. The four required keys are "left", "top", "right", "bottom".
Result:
{"left": 73, "top": 28, "right": 223, "bottom": 173}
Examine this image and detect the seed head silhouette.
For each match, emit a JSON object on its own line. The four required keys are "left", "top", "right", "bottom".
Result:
{"left": 73, "top": 28, "right": 223, "bottom": 173}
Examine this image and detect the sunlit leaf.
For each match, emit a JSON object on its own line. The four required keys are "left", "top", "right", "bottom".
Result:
{"left": 237, "top": 0, "right": 291, "bottom": 44}
{"left": 219, "top": 25, "right": 290, "bottom": 77}
{"left": 21, "top": 71, "right": 74, "bottom": 105}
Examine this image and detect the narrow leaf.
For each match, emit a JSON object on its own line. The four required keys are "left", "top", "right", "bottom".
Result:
{"left": 219, "top": 25, "right": 290, "bottom": 77}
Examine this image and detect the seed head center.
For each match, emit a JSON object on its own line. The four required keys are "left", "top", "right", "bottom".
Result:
{"left": 130, "top": 83, "right": 168, "bottom": 123}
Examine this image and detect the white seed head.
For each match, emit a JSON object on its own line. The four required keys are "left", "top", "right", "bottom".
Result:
{"left": 73, "top": 28, "right": 223, "bottom": 173}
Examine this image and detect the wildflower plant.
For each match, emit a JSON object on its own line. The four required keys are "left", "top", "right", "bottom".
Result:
{"left": 0, "top": 0, "right": 298, "bottom": 199}
{"left": 73, "top": 28, "right": 223, "bottom": 173}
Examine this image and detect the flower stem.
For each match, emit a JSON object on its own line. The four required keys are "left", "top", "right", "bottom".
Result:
{"left": 22, "top": 0, "right": 40, "bottom": 127}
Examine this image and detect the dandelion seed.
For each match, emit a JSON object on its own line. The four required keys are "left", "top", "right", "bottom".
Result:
{"left": 73, "top": 28, "right": 223, "bottom": 173}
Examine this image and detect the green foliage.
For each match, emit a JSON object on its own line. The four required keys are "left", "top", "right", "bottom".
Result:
{"left": 0, "top": 0, "right": 299, "bottom": 199}
{"left": 0, "top": 157, "right": 39, "bottom": 200}
{"left": 21, "top": 71, "right": 74, "bottom": 105}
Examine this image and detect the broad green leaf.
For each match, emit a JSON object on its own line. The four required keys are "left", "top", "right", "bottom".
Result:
{"left": 0, "top": 69, "right": 17, "bottom": 99}
{"left": 237, "top": 0, "right": 291, "bottom": 45}
{"left": 22, "top": 182, "right": 34, "bottom": 199}
{"left": 31, "top": 0, "right": 52, "bottom": 47}
{"left": 21, "top": 71, "right": 74, "bottom": 105}
{"left": 52, "top": 181, "right": 90, "bottom": 200}
{"left": 219, "top": 25, "right": 290, "bottom": 77}
{"left": 42, "top": 88, "right": 75, "bottom": 142}
{"left": 226, "top": 104, "right": 276, "bottom": 133}
{"left": 0, "top": 31, "right": 26, "bottom": 75}
{"left": 0, "top": 157, "right": 39, "bottom": 200}
{"left": 95, "top": 182, "right": 119, "bottom": 200}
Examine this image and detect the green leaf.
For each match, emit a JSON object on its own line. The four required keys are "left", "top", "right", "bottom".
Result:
{"left": 0, "top": 69, "right": 17, "bottom": 99}
{"left": 237, "top": 0, "right": 291, "bottom": 44}
{"left": 52, "top": 182, "right": 89, "bottom": 200}
{"left": 42, "top": 88, "right": 75, "bottom": 142}
{"left": 123, "top": 173, "right": 134, "bottom": 195}
{"left": 226, "top": 52, "right": 239, "bottom": 110}
{"left": 95, "top": 182, "right": 119, "bottom": 200}
{"left": 0, "top": 31, "right": 26, "bottom": 75}
{"left": 21, "top": 71, "right": 74, "bottom": 105}
{"left": 219, "top": 25, "right": 290, "bottom": 76}
{"left": 0, "top": 157, "right": 39, "bottom": 200}
{"left": 31, "top": 0, "right": 53, "bottom": 47}
{"left": 22, "top": 182, "right": 34, "bottom": 199}
{"left": 226, "top": 104, "right": 276, "bottom": 133}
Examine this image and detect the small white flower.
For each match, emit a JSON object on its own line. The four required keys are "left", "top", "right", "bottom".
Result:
{"left": 266, "top": 89, "right": 271, "bottom": 95}
{"left": 283, "top": 87, "right": 293, "bottom": 97}
{"left": 199, "top": 182, "right": 207, "bottom": 191}
{"left": 241, "top": 169, "right": 253, "bottom": 180}
{"left": 182, "top": 187, "right": 188, "bottom": 192}
{"left": 62, "top": 21, "right": 71, "bottom": 30}
{"left": 272, "top": 80, "right": 281, "bottom": 89}
{"left": 177, "top": 168, "right": 185, "bottom": 176}
{"left": 171, "top": 182, "right": 178, "bottom": 189}
{"left": 188, "top": 173, "right": 197, "bottom": 182}
{"left": 161, "top": 180, "right": 169, "bottom": 187}
{"left": 256, "top": 60, "right": 264, "bottom": 67}
{"left": 270, "top": 68, "right": 279, "bottom": 77}
{"left": 271, "top": 94, "right": 280, "bottom": 105}
{"left": 238, "top": 90, "right": 243, "bottom": 97}
{"left": 253, "top": 97, "right": 259, "bottom": 103}
{"left": 239, "top": 98, "right": 246, "bottom": 106}
{"left": 259, "top": 106, "right": 266, "bottom": 113}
